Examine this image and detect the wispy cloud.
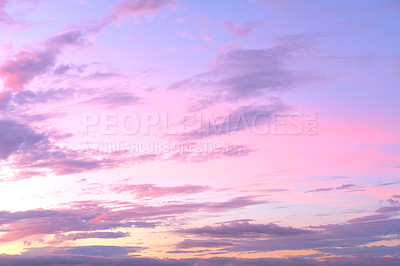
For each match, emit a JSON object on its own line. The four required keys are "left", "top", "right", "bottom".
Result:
{"left": 1, "top": 253, "right": 399, "bottom": 265}
{"left": 222, "top": 21, "right": 262, "bottom": 37}
{"left": 306, "top": 184, "right": 358, "bottom": 193}
{"left": 0, "top": 31, "right": 86, "bottom": 91}
{"left": 0, "top": 119, "right": 44, "bottom": 159}
{"left": 111, "top": 0, "right": 176, "bottom": 20}
{"left": 0, "top": 196, "right": 267, "bottom": 243}
{"left": 179, "top": 104, "right": 287, "bottom": 139}
{"left": 178, "top": 221, "right": 310, "bottom": 238}
{"left": 170, "top": 37, "right": 317, "bottom": 101}
{"left": 110, "top": 184, "right": 210, "bottom": 198}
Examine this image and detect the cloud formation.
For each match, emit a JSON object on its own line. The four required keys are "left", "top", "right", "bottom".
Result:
{"left": 170, "top": 38, "right": 316, "bottom": 101}
{"left": 0, "top": 196, "right": 267, "bottom": 243}
{"left": 168, "top": 144, "right": 255, "bottom": 163}
{"left": 110, "top": 184, "right": 209, "bottom": 198}
{"left": 0, "top": 31, "right": 85, "bottom": 91}
{"left": 222, "top": 21, "right": 261, "bottom": 37}
{"left": 178, "top": 221, "right": 311, "bottom": 238}
{"left": 0, "top": 254, "right": 399, "bottom": 266}
{"left": 218, "top": 218, "right": 400, "bottom": 254}
{"left": 24, "top": 245, "right": 144, "bottom": 257}
{"left": 306, "top": 184, "right": 358, "bottom": 193}
{"left": 48, "top": 232, "right": 130, "bottom": 244}
{"left": 0, "top": 0, "right": 42, "bottom": 25}
{"left": 0, "top": 120, "right": 44, "bottom": 159}
{"left": 180, "top": 104, "right": 287, "bottom": 139}
{"left": 111, "top": 0, "right": 176, "bottom": 20}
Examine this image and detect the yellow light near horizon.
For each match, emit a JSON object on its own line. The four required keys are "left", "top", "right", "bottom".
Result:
{"left": 0, "top": 241, "right": 24, "bottom": 255}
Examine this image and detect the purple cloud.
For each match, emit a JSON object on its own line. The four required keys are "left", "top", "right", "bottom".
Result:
{"left": 82, "top": 91, "right": 142, "bottom": 107}
{"left": 0, "top": 254, "right": 398, "bottom": 265}
{"left": 110, "top": 184, "right": 209, "bottom": 198}
{"left": 306, "top": 184, "right": 358, "bottom": 193}
{"left": 180, "top": 104, "right": 287, "bottom": 139}
{"left": 170, "top": 38, "right": 317, "bottom": 101}
{"left": 0, "top": 0, "right": 7, "bottom": 22}
{"left": 23, "top": 245, "right": 145, "bottom": 257}
{"left": 111, "top": 0, "right": 176, "bottom": 20}
{"left": 0, "top": 0, "right": 43, "bottom": 25}
{"left": 178, "top": 221, "right": 310, "bottom": 238}
{"left": 222, "top": 21, "right": 261, "bottom": 37}
{"left": 216, "top": 218, "right": 400, "bottom": 255}
{"left": 48, "top": 232, "right": 130, "bottom": 244}
{"left": 0, "top": 196, "right": 267, "bottom": 243}
{"left": 176, "top": 239, "right": 234, "bottom": 249}
{"left": 0, "top": 120, "right": 45, "bottom": 159}
{"left": 13, "top": 88, "right": 76, "bottom": 105}
{"left": 168, "top": 144, "right": 255, "bottom": 163}
{"left": 0, "top": 31, "right": 85, "bottom": 91}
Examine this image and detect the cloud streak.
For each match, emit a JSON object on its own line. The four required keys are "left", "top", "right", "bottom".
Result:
{"left": 0, "top": 120, "right": 44, "bottom": 159}
{"left": 0, "top": 196, "right": 267, "bottom": 243}
{"left": 110, "top": 184, "right": 209, "bottom": 198}
{"left": 170, "top": 38, "right": 317, "bottom": 101}
{"left": 178, "top": 221, "right": 311, "bottom": 238}
{"left": 0, "top": 254, "right": 399, "bottom": 265}
{"left": 0, "top": 31, "right": 86, "bottom": 91}
{"left": 111, "top": 0, "right": 176, "bottom": 20}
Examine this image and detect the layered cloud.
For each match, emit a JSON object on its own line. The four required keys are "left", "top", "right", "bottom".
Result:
{"left": 306, "top": 184, "right": 358, "bottom": 193}
{"left": 48, "top": 232, "right": 130, "bottom": 244}
{"left": 0, "top": 117, "right": 124, "bottom": 178}
{"left": 0, "top": 0, "right": 176, "bottom": 93}
{"left": 167, "top": 144, "right": 255, "bottom": 163}
{"left": 23, "top": 245, "right": 145, "bottom": 257}
{"left": 0, "top": 0, "right": 42, "bottom": 25}
{"left": 222, "top": 21, "right": 261, "bottom": 37}
{"left": 170, "top": 38, "right": 317, "bottom": 101}
{"left": 171, "top": 218, "right": 400, "bottom": 258}
{"left": 0, "top": 31, "right": 85, "bottom": 91}
{"left": 111, "top": 0, "right": 176, "bottom": 20}
{"left": 110, "top": 184, "right": 209, "bottom": 198}
{"left": 179, "top": 104, "right": 287, "bottom": 139}
{"left": 0, "top": 0, "right": 7, "bottom": 23}
{"left": 178, "top": 221, "right": 311, "bottom": 238}
{"left": 0, "top": 254, "right": 399, "bottom": 266}
{"left": 0, "top": 0, "right": 399, "bottom": 263}
{"left": 0, "top": 196, "right": 267, "bottom": 243}
{"left": 0, "top": 120, "right": 44, "bottom": 159}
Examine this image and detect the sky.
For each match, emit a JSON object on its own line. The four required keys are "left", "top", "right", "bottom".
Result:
{"left": 0, "top": 0, "right": 399, "bottom": 265}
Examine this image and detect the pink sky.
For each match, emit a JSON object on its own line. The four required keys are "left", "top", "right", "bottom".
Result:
{"left": 0, "top": 0, "right": 399, "bottom": 265}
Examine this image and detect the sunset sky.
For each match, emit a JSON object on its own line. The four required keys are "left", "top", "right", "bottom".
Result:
{"left": 0, "top": 0, "right": 399, "bottom": 265}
